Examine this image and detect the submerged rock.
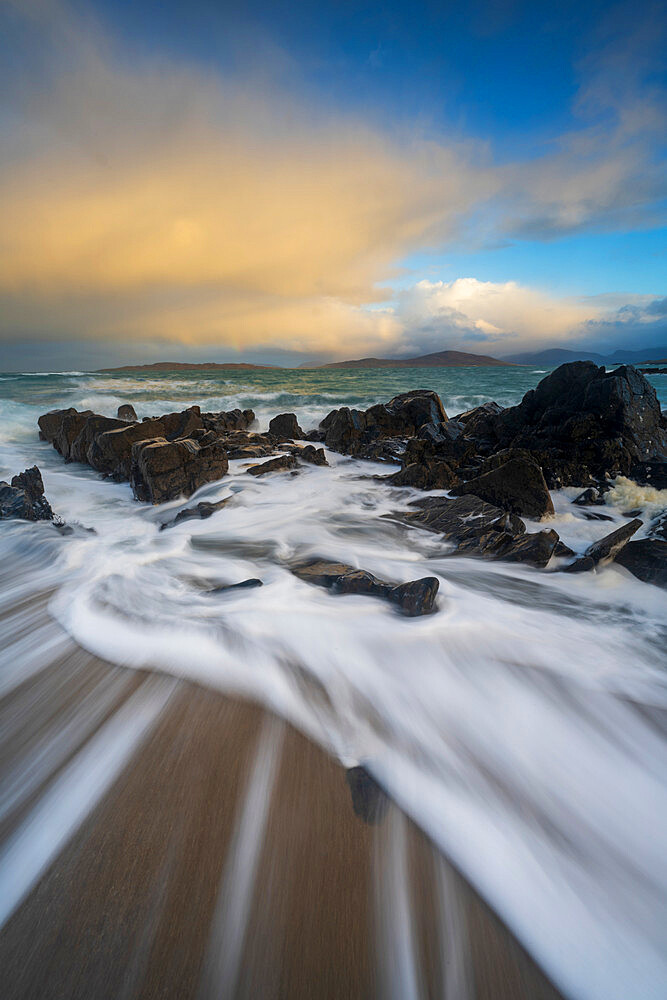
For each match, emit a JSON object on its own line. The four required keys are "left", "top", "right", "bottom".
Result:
{"left": 208, "top": 578, "right": 264, "bottom": 594}
{"left": 614, "top": 539, "right": 667, "bottom": 588}
{"left": 346, "top": 766, "right": 389, "bottom": 824}
{"left": 247, "top": 454, "right": 298, "bottom": 476}
{"left": 159, "top": 496, "right": 231, "bottom": 530}
{"left": 131, "top": 436, "right": 229, "bottom": 504}
{"left": 1, "top": 466, "right": 54, "bottom": 521}
{"left": 291, "top": 558, "right": 439, "bottom": 616}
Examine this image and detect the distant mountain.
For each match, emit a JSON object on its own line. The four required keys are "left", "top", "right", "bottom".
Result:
{"left": 98, "top": 361, "right": 276, "bottom": 373}
{"left": 315, "top": 350, "right": 512, "bottom": 369}
{"left": 504, "top": 346, "right": 667, "bottom": 366}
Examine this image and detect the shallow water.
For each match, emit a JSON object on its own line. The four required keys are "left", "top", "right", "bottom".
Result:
{"left": 1, "top": 366, "right": 666, "bottom": 1000}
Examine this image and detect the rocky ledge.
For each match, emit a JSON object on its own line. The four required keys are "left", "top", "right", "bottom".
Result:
{"left": 9, "top": 361, "right": 666, "bottom": 591}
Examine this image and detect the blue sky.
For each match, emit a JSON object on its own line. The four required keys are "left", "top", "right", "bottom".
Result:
{"left": 0, "top": 0, "right": 665, "bottom": 367}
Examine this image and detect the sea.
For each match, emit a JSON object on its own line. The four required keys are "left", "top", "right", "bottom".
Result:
{"left": 1, "top": 365, "right": 666, "bottom": 1000}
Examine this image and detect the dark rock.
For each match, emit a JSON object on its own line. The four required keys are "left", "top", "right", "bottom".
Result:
{"left": 130, "top": 436, "right": 229, "bottom": 504}
{"left": 88, "top": 407, "right": 203, "bottom": 478}
{"left": 580, "top": 511, "right": 615, "bottom": 522}
{"left": 554, "top": 540, "right": 575, "bottom": 558}
{"left": 268, "top": 413, "right": 304, "bottom": 439}
{"left": 321, "top": 407, "right": 365, "bottom": 453}
{"left": 117, "top": 404, "right": 138, "bottom": 421}
{"left": 563, "top": 556, "right": 597, "bottom": 574}
{"left": 202, "top": 408, "right": 256, "bottom": 433}
{"left": 159, "top": 496, "right": 231, "bottom": 530}
{"left": 630, "top": 460, "right": 667, "bottom": 490}
{"left": 215, "top": 430, "right": 277, "bottom": 460}
{"left": 297, "top": 445, "right": 328, "bottom": 466}
{"left": 562, "top": 518, "right": 642, "bottom": 573}
{"left": 320, "top": 390, "right": 448, "bottom": 456}
{"left": 291, "top": 559, "right": 439, "bottom": 616}
{"left": 346, "top": 766, "right": 389, "bottom": 824}
{"left": 488, "top": 363, "right": 667, "bottom": 487}
{"left": 614, "top": 539, "right": 667, "bottom": 588}
{"left": 247, "top": 454, "right": 298, "bottom": 476}
{"left": 623, "top": 509, "right": 644, "bottom": 519}
{"left": 53, "top": 409, "right": 95, "bottom": 460}
{"left": 305, "top": 429, "right": 326, "bottom": 443}
{"left": 572, "top": 487, "right": 606, "bottom": 506}
{"left": 70, "top": 414, "right": 129, "bottom": 464}
{"left": 649, "top": 513, "right": 667, "bottom": 541}
{"left": 1, "top": 467, "right": 54, "bottom": 521}
{"left": 389, "top": 461, "right": 458, "bottom": 490}
{"left": 494, "top": 529, "right": 560, "bottom": 567}
{"left": 208, "top": 578, "right": 264, "bottom": 594}
{"left": 38, "top": 408, "right": 76, "bottom": 443}
{"left": 452, "top": 455, "right": 554, "bottom": 520}
{"left": 455, "top": 401, "right": 503, "bottom": 425}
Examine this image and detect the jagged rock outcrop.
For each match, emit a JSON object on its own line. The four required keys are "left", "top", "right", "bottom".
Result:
{"left": 117, "top": 404, "right": 138, "bottom": 421}
{"left": 130, "top": 435, "right": 229, "bottom": 504}
{"left": 614, "top": 540, "right": 667, "bottom": 588}
{"left": 291, "top": 559, "right": 439, "bottom": 616}
{"left": 471, "top": 363, "right": 667, "bottom": 487}
{"left": 89, "top": 407, "right": 203, "bottom": 478}
{"left": 70, "top": 415, "right": 129, "bottom": 464}
{"left": 320, "top": 390, "right": 447, "bottom": 456}
{"left": 564, "top": 518, "right": 643, "bottom": 573}
{"left": 0, "top": 466, "right": 54, "bottom": 522}
{"left": 201, "top": 408, "right": 255, "bottom": 433}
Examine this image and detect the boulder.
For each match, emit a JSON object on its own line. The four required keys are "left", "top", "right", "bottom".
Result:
{"left": 130, "top": 436, "right": 229, "bottom": 504}
{"left": 117, "top": 404, "right": 138, "bottom": 421}
{"left": 389, "top": 461, "right": 458, "bottom": 490}
{"left": 1, "top": 466, "right": 54, "bottom": 521}
{"left": 452, "top": 455, "right": 554, "bottom": 519}
{"left": 213, "top": 430, "right": 277, "bottom": 460}
{"left": 614, "top": 540, "right": 667, "bottom": 588}
{"left": 247, "top": 454, "right": 298, "bottom": 476}
{"left": 572, "top": 486, "right": 606, "bottom": 506}
{"left": 268, "top": 413, "right": 304, "bottom": 439}
{"left": 319, "top": 390, "right": 448, "bottom": 456}
{"left": 297, "top": 445, "right": 328, "bottom": 466}
{"left": 487, "top": 363, "right": 667, "bottom": 487}
{"left": 88, "top": 407, "right": 203, "bottom": 478}
{"left": 564, "top": 518, "right": 643, "bottom": 573}
{"left": 291, "top": 558, "right": 439, "bottom": 616}
{"left": 53, "top": 409, "right": 94, "bottom": 459}
{"left": 159, "top": 496, "right": 231, "bottom": 530}
{"left": 38, "top": 408, "right": 77, "bottom": 444}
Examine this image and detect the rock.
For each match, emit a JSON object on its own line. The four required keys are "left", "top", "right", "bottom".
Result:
{"left": 496, "top": 529, "right": 560, "bottom": 567}
{"left": 489, "top": 363, "right": 667, "bottom": 487}
{"left": 130, "top": 436, "right": 229, "bottom": 504}
{"left": 159, "top": 496, "right": 231, "bottom": 530}
{"left": 319, "top": 390, "right": 448, "bottom": 456}
{"left": 452, "top": 455, "right": 554, "bottom": 519}
{"left": 38, "top": 408, "right": 76, "bottom": 443}
{"left": 70, "top": 414, "right": 129, "bottom": 464}
{"left": 563, "top": 518, "right": 642, "bottom": 573}
{"left": 213, "top": 430, "right": 277, "bottom": 460}
{"left": 305, "top": 429, "right": 326, "bottom": 443}
{"left": 53, "top": 409, "right": 94, "bottom": 459}
{"left": 88, "top": 407, "right": 203, "bottom": 478}
{"left": 117, "top": 404, "right": 138, "bottom": 421}
{"left": 291, "top": 559, "right": 439, "bottom": 616}
{"left": 579, "top": 511, "right": 615, "bottom": 522}
{"left": 247, "top": 454, "right": 298, "bottom": 476}
{"left": 554, "top": 539, "right": 575, "bottom": 558}
{"left": 297, "top": 445, "right": 328, "bottom": 466}
{"left": 630, "top": 460, "right": 667, "bottom": 489}
{"left": 572, "top": 486, "right": 606, "bottom": 506}
{"left": 1, "top": 466, "right": 54, "bottom": 521}
{"left": 346, "top": 766, "right": 389, "bottom": 824}
{"left": 389, "top": 461, "right": 458, "bottom": 490}
{"left": 614, "top": 539, "right": 667, "bottom": 588}
{"left": 201, "top": 408, "right": 255, "bottom": 433}
{"left": 268, "top": 413, "right": 304, "bottom": 439}
{"left": 208, "top": 578, "right": 264, "bottom": 594}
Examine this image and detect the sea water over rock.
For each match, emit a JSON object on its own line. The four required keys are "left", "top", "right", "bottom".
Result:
{"left": 1, "top": 365, "right": 666, "bottom": 1000}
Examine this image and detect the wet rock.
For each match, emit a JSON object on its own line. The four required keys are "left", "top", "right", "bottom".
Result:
{"left": 117, "top": 404, "right": 138, "bottom": 421}
{"left": 614, "top": 539, "right": 667, "bottom": 588}
{"left": 130, "top": 436, "right": 229, "bottom": 504}
{"left": 563, "top": 518, "right": 642, "bottom": 573}
{"left": 452, "top": 455, "right": 554, "bottom": 520}
{"left": 291, "top": 559, "right": 439, "bottom": 616}
{"left": 215, "top": 430, "right": 277, "bottom": 460}
{"left": 208, "top": 578, "right": 264, "bottom": 594}
{"left": 554, "top": 539, "right": 575, "bottom": 558}
{"left": 269, "top": 413, "right": 304, "bottom": 439}
{"left": 202, "top": 408, "right": 255, "bottom": 433}
{"left": 1, "top": 466, "right": 54, "bottom": 521}
{"left": 579, "top": 511, "right": 615, "bottom": 522}
{"left": 296, "top": 445, "right": 328, "bottom": 466}
{"left": 38, "top": 408, "right": 76, "bottom": 443}
{"left": 320, "top": 390, "right": 448, "bottom": 457}
{"left": 389, "top": 461, "right": 458, "bottom": 490}
{"left": 247, "top": 454, "right": 298, "bottom": 476}
{"left": 346, "top": 766, "right": 389, "bottom": 824}
{"left": 88, "top": 407, "right": 203, "bottom": 478}
{"left": 572, "top": 486, "right": 606, "bottom": 506}
{"left": 159, "top": 496, "right": 231, "bottom": 530}
{"left": 53, "top": 409, "right": 94, "bottom": 459}
{"left": 630, "top": 460, "right": 667, "bottom": 489}
{"left": 489, "top": 363, "right": 667, "bottom": 487}
{"left": 70, "top": 414, "right": 129, "bottom": 464}
{"left": 304, "top": 428, "right": 326, "bottom": 443}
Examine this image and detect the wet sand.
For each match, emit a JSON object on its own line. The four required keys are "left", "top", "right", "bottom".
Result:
{"left": 0, "top": 607, "right": 563, "bottom": 999}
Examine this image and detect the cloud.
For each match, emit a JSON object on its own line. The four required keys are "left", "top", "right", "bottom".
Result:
{"left": 0, "top": 0, "right": 664, "bottom": 362}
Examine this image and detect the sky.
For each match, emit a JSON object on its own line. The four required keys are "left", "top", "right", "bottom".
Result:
{"left": 0, "top": 0, "right": 666, "bottom": 369}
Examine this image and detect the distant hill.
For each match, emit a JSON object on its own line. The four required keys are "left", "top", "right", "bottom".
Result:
{"left": 504, "top": 346, "right": 667, "bottom": 366}
{"left": 316, "top": 350, "right": 512, "bottom": 369}
{"left": 98, "top": 361, "right": 276, "bottom": 373}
